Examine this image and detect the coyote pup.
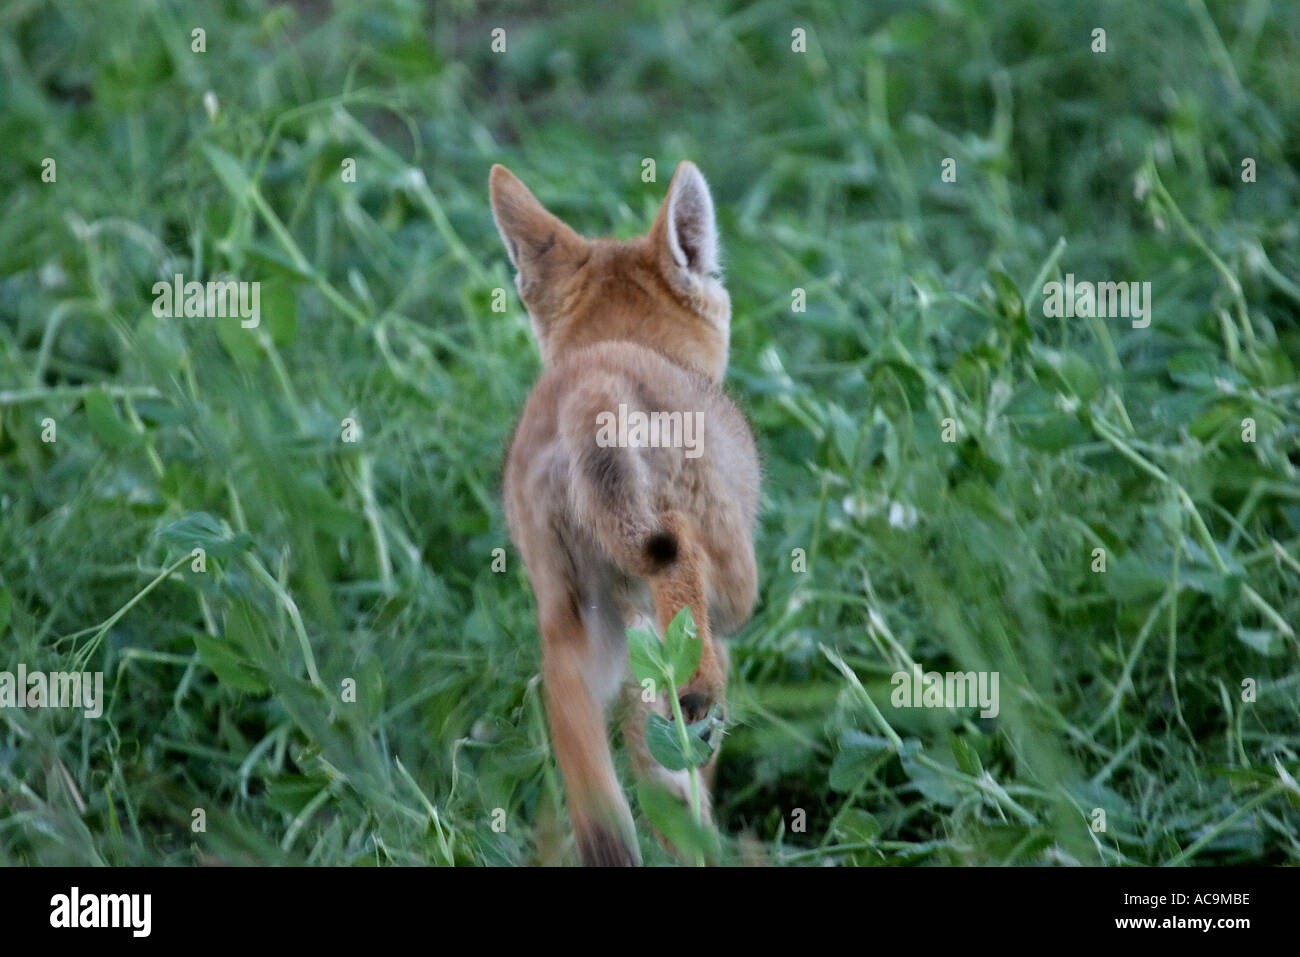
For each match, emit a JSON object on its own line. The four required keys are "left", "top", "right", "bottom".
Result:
{"left": 492, "top": 162, "right": 759, "bottom": 865}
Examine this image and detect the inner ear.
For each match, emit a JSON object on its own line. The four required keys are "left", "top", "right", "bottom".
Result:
{"left": 502, "top": 233, "right": 521, "bottom": 267}
{"left": 675, "top": 223, "right": 701, "bottom": 268}
{"left": 661, "top": 163, "right": 719, "bottom": 276}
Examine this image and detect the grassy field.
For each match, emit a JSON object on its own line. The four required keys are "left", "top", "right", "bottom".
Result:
{"left": 2, "top": 0, "right": 1298, "bottom": 866}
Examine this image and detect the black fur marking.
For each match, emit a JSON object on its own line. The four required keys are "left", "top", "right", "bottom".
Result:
{"left": 645, "top": 531, "right": 679, "bottom": 567}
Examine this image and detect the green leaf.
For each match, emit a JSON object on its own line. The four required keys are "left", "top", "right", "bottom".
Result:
{"left": 871, "top": 359, "right": 928, "bottom": 413}
{"left": 862, "top": 415, "right": 892, "bottom": 466}
{"left": 627, "top": 625, "right": 665, "bottom": 686}
{"left": 1013, "top": 411, "right": 1091, "bottom": 452}
{"left": 645, "top": 711, "right": 714, "bottom": 771}
{"left": 224, "top": 600, "right": 276, "bottom": 663}
{"left": 135, "top": 322, "right": 186, "bottom": 374}
{"left": 901, "top": 752, "right": 960, "bottom": 807}
{"left": 1253, "top": 344, "right": 1297, "bottom": 388}
{"left": 193, "top": 633, "right": 269, "bottom": 694}
{"left": 260, "top": 281, "right": 298, "bottom": 347}
{"left": 216, "top": 310, "right": 263, "bottom": 366}
{"left": 266, "top": 776, "right": 330, "bottom": 815}
{"left": 1236, "top": 627, "right": 1285, "bottom": 657}
{"left": 1004, "top": 384, "right": 1091, "bottom": 451}
{"left": 0, "top": 589, "right": 11, "bottom": 637}
{"left": 636, "top": 781, "right": 719, "bottom": 862}
{"left": 954, "top": 436, "right": 1003, "bottom": 484}
{"left": 202, "top": 143, "right": 254, "bottom": 198}
{"left": 158, "top": 512, "right": 254, "bottom": 560}
{"left": 1188, "top": 401, "right": 1243, "bottom": 441}
{"left": 987, "top": 269, "right": 1029, "bottom": 344}
{"left": 84, "top": 391, "right": 135, "bottom": 448}
{"left": 825, "top": 402, "right": 859, "bottom": 467}
{"left": 989, "top": 269, "right": 1024, "bottom": 318}
{"left": 292, "top": 475, "right": 363, "bottom": 536}
{"left": 949, "top": 733, "right": 984, "bottom": 776}
{"left": 1167, "top": 351, "right": 1245, "bottom": 390}
{"left": 973, "top": 824, "right": 1053, "bottom": 863}
{"left": 833, "top": 808, "right": 881, "bottom": 844}
{"left": 662, "top": 605, "right": 701, "bottom": 684}
{"left": 1057, "top": 353, "right": 1100, "bottom": 401}
{"left": 829, "top": 730, "right": 893, "bottom": 793}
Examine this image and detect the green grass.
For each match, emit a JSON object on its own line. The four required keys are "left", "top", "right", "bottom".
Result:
{"left": 1, "top": 0, "right": 1298, "bottom": 866}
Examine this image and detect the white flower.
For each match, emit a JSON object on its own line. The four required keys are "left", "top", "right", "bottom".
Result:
{"left": 888, "top": 501, "right": 918, "bottom": 529}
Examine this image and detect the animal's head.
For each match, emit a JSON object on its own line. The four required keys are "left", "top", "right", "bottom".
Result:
{"left": 489, "top": 161, "right": 731, "bottom": 382}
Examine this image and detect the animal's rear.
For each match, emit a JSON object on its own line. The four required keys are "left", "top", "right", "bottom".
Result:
{"left": 493, "top": 161, "right": 759, "bottom": 865}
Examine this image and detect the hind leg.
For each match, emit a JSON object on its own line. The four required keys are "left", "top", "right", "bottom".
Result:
{"left": 618, "top": 511, "right": 728, "bottom": 858}
{"left": 619, "top": 675, "right": 719, "bottom": 814}
{"left": 540, "top": 599, "right": 640, "bottom": 866}
{"left": 649, "top": 511, "right": 728, "bottom": 725}
{"left": 618, "top": 651, "right": 725, "bottom": 864}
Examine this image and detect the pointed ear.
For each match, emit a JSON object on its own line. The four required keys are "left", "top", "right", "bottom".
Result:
{"left": 489, "top": 164, "right": 584, "bottom": 280}
{"left": 650, "top": 161, "right": 719, "bottom": 277}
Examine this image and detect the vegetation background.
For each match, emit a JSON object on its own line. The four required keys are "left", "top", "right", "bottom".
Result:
{"left": 2, "top": 0, "right": 1298, "bottom": 865}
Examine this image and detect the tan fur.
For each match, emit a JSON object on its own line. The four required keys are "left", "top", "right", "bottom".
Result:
{"left": 493, "top": 161, "right": 759, "bottom": 865}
